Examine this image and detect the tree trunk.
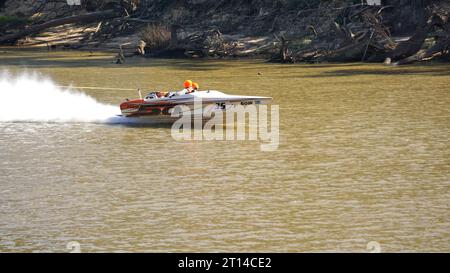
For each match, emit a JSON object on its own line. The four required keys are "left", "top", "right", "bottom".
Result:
{"left": 388, "top": 22, "right": 432, "bottom": 61}
{"left": 0, "top": 10, "right": 119, "bottom": 44}
{"left": 394, "top": 36, "right": 450, "bottom": 65}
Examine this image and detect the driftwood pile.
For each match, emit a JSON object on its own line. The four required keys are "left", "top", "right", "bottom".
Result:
{"left": 176, "top": 29, "right": 238, "bottom": 58}
{"left": 275, "top": 1, "right": 449, "bottom": 65}
{"left": 155, "top": 1, "right": 450, "bottom": 64}
{"left": 0, "top": 0, "right": 448, "bottom": 65}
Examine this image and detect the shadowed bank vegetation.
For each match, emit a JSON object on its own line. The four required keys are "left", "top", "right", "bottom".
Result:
{"left": 0, "top": 0, "right": 448, "bottom": 65}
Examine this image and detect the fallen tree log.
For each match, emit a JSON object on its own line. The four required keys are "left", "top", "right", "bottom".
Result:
{"left": 325, "top": 31, "right": 369, "bottom": 62}
{"left": 394, "top": 36, "right": 450, "bottom": 65}
{"left": 281, "top": 5, "right": 398, "bottom": 63}
{"left": 0, "top": 10, "right": 120, "bottom": 44}
{"left": 387, "top": 9, "right": 448, "bottom": 61}
{"left": 388, "top": 22, "right": 432, "bottom": 61}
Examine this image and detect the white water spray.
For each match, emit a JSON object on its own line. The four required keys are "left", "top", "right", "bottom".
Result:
{"left": 0, "top": 71, "right": 125, "bottom": 123}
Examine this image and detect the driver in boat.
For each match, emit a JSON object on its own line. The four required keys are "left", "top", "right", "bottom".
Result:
{"left": 165, "top": 80, "right": 197, "bottom": 97}
{"left": 177, "top": 80, "right": 194, "bottom": 96}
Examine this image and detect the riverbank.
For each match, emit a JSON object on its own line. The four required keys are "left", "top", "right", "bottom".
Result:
{"left": 2, "top": 45, "right": 450, "bottom": 68}
{"left": 0, "top": 1, "right": 449, "bottom": 65}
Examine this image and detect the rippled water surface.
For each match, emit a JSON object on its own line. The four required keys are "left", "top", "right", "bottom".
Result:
{"left": 0, "top": 49, "right": 449, "bottom": 252}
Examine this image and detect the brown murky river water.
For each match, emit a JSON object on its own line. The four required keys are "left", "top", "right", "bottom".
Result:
{"left": 0, "top": 49, "right": 449, "bottom": 252}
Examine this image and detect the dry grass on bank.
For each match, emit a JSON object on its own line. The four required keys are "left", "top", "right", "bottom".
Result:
{"left": 139, "top": 23, "right": 171, "bottom": 50}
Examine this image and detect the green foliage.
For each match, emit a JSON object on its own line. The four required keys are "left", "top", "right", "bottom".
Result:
{"left": 288, "top": 37, "right": 314, "bottom": 52}
{"left": 0, "top": 15, "right": 30, "bottom": 28}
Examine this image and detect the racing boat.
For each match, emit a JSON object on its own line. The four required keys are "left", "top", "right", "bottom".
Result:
{"left": 119, "top": 90, "right": 272, "bottom": 121}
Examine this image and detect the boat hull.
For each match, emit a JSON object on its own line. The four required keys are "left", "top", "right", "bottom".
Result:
{"left": 119, "top": 90, "right": 272, "bottom": 121}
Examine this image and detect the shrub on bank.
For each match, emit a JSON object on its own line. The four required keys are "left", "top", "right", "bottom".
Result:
{"left": 0, "top": 15, "right": 30, "bottom": 31}
{"left": 139, "top": 23, "right": 171, "bottom": 51}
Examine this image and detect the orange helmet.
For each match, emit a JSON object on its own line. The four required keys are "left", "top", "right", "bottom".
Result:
{"left": 192, "top": 82, "right": 199, "bottom": 90}
{"left": 184, "top": 80, "right": 193, "bottom": 88}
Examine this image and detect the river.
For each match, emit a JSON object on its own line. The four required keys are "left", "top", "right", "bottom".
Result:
{"left": 0, "top": 48, "right": 449, "bottom": 252}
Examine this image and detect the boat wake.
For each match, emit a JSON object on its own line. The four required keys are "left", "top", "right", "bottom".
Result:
{"left": 0, "top": 71, "right": 136, "bottom": 124}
